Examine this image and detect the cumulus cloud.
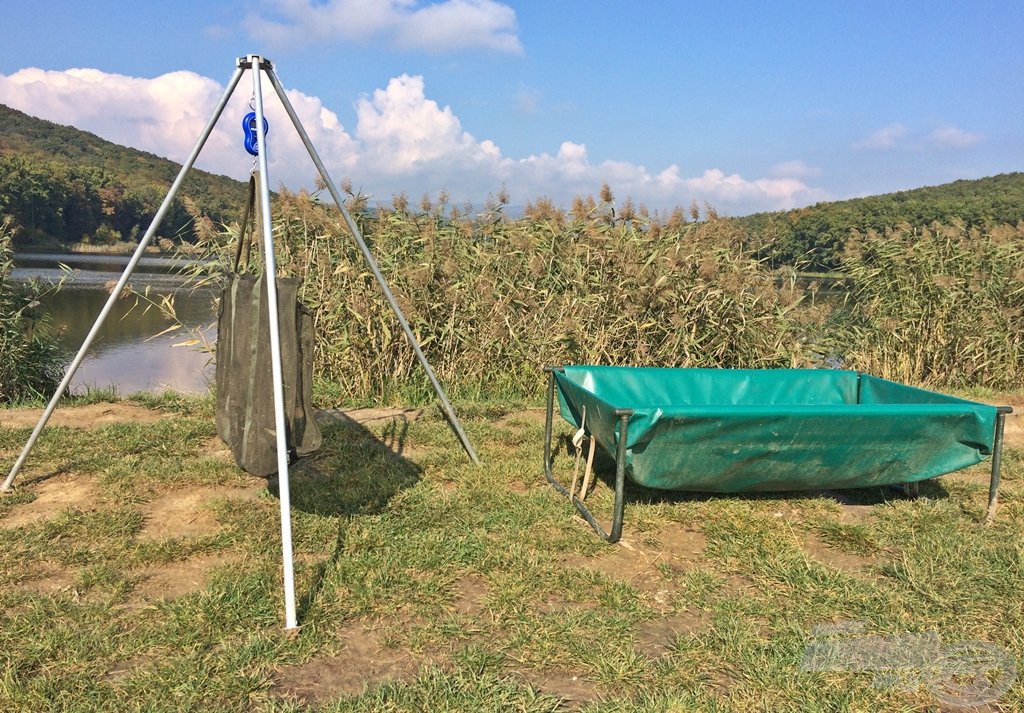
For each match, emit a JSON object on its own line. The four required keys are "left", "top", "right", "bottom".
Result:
{"left": 853, "top": 123, "right": 909, "bottom": 151}
{"left": 927, "top": 125, "right": 983, "bottom": 150}
{"left": 770, "top": 160, "right": 821, "bottom": 179}
{"left": 0, "top": 66, "right": 825, "bottom": 215}
{"left": 354, "top": 74, "right": 494, "bottom": 174}
{"left": 244, "top": 0, "right": 522, "bottom": 55}
{"left": 0, "top": 66, "right": 359, "bottom": 190}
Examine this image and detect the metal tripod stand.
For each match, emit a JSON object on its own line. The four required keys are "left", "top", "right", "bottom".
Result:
{"left": 2, "top": 55, "right": 480, "bottom": 631}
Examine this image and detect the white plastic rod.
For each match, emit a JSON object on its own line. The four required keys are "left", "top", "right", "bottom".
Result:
{"left": 265, "top": 66, "right": 480, "bottom": 465}
{"left": 2, "top": 65, "right": 246, "bottom": 493}
{"left": 248, "top": 55, "right": 298, "bottom": 631}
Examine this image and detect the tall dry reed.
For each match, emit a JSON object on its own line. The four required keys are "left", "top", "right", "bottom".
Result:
{"left": 194, "top": 190, "right": 807, "bottom": 403}
{"left": 838, "top": 221, "right": 1024, "bottom": 388}
{"left": 189, "top": 190, "right": 1020, "bottom": 403}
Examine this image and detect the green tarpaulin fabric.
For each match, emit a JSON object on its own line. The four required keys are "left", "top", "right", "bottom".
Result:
{"left": 555, "top": 366, "right": 997, "bottom": 492}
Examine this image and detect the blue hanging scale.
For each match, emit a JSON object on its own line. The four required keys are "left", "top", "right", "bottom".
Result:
{"left": 242, "top": 111, "right": 269, "bottom": 156}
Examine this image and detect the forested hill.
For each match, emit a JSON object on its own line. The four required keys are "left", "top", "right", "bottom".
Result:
{"left": 0, "top": 103, "right": 246, "bottom": 248}
{"left": 2, "top": 100, "right": 1021, "bottom": 262}
{"left": 735, "top": 172, "right": 1024, "bottom": 270}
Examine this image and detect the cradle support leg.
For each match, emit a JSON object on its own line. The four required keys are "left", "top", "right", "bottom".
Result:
{"left": 543, "top": 367, "right": 564, "bottom": 494}
{"left": 607, "top": 410, "right": 631, "bottom": 544}
{"left": 542, "top": 366, "right": 632, "bottom": 544}
{"left": 985, "top": 409, "right": 1010, "bottom": 525}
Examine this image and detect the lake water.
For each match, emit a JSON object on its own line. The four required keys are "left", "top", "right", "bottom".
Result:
{"left": 11, "top": 252, "right": 218, "bottom": 394}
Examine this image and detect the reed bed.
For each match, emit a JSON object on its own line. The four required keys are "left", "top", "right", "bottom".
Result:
{"left": 187, "top": 191, "right": 1023, "bottom": 404}
{"left": 838, "top": 221, "right": 1024, "bottom": 388}
{"left": 0, "top": 219, "right": 65, "bottom": 403}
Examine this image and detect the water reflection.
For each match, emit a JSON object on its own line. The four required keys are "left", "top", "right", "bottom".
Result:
{"left": 12, "top": 252, "right": 218, "bottom": 395}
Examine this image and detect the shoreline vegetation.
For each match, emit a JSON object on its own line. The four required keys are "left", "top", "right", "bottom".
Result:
{"left": 173, "top": 183, "right": 1023, "bottom": 406}
{"left": 0, "top": 221, "right": 66, "bottom": 403}
{"left": 4, "top": 182, "right": 1022, "bottom": 407}
{"left": 1, "top": 105, "right": 1021, "bottom": 404}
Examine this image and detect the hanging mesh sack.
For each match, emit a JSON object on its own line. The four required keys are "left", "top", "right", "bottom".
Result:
{"left": 214, "top": 174, "right": 322, "bottom": 475}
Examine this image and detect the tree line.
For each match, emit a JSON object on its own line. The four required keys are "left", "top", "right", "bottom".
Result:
{"left": 0, "top": 103, "right": 243, "bottom": 248}
{"left": 736, "top": 172, "right": 1024, "bottom": 271}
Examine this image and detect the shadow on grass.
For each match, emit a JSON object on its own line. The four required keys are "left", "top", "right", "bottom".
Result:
{"left": 264, "top": 411, "right": 423, "bottom": 618}
{"left": 552, "top": 433, "right": 950, "bottom": 515}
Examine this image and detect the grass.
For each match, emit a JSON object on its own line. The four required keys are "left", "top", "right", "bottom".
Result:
{"left": 0, "top": 395, "right": 1021, "bottom": 711}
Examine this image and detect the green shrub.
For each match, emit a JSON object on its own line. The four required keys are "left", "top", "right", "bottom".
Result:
{"left": 0, "top": 218, "right": 67, "bottom": 403}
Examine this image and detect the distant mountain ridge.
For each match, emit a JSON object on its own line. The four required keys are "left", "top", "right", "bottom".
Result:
{"left": 734, "top": 172, "right": 1024, "bottom": 270}
{"left": 0, "top": 103, "right": 246, "bottom": 248}
{"left": 1, "top": 102, "right": 1020, "bottom": 264}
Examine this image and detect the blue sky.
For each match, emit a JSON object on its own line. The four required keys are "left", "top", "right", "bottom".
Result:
{"left": 1, "top": 1, "right": 1021, "bottom": 215}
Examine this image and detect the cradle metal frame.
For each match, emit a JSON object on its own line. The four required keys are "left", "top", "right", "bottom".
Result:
{"left": 542, "top": 366, "right": 1012, "bottom": 544}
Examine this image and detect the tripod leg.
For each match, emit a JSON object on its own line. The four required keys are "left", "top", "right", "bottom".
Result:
{"left": 248, "top": 57, "right": 299, "bottom": 631}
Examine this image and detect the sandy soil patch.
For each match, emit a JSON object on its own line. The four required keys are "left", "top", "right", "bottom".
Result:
{"left": 274, "top": 620, "right": 426, "bottom": 704}
{"left": 800, "top": 531, "right": 877, "bottom": 576}
{"left": 636, "top": 608, "right": 710, "bottom": 658}
{"left": 130, "top": 552, "right": 239, "bottom": 602}
{"left": 999, "top": 404, "right": 1022, "bottom": 449}
{"left": 138, "top": 484, "right": 264, "bottom": 539}
{"left": 318, "top": 407, "right": 423, "bottom": 425}
{"left": 512, "top": 669, "right": 599, "bottom": 710}
{"left": 0, "top": 403, "right": 168, "bottom": 430}
{"left": 9, "top": 563, "right": 77, "bottom": 595}
{"left": 974, "top": 394, "right": 1023, "bottom": 449}
{"left": 560, "top": 524, "right": 707, "bottom": 613}
{"left": 450, "top": 575, "right": 489, "bottom": 617}
{"left": 201, "top": 436, "right": 234, "bottom": 462}
{"left": 566, "top": 525, "right": 706, "bottom": 583}
{"left": 103, "top": 655, "right": 150, "bottom": 684}
{"left": 0, "top": 474, "right": 97, "bottom": 530}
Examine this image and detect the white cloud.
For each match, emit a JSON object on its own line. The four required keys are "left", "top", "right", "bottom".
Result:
{"left": 0, "top": 66, "right": 825, "bottom": 215}
{"left": 853, "top": 123, "right": 909, "bottom": 151}
{"left": 770, "top": 160, "right": 821, "bottom": 179}
{"left": 354, "top": 74, "right": 493, "bottom": 174}
{"left": 244, "top": 0, "right": 522, "bottom": 55}
{"left": 0, "top": 66, "right": 359, "bottom": 190}
{"left": 927, "top": 125, "right": 983, "bottom": 150}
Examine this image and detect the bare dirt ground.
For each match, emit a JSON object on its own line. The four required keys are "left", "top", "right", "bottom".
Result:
{"left": 273, "top": 620, "right": 428, "bottom": 704}
{"left": 138, "top": 484, "right": 264, "bottom": 539}
{"left": 130, "top": 552, "right": 242, "bottom": 603}
{"left": 992, "top": 395, "right": 1024, "bottom": 449}
{"left": 0, "top": 473, "right": 96, "bottom": 530}
{"left": 0, "top": 403, "right": 169, "bottom": 430}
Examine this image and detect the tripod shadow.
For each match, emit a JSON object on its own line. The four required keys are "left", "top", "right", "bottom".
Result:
{"left": 265, "top": 410, "right": 422, "bottom": 619}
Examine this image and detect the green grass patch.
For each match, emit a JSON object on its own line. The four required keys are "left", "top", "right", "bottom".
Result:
{"left": 0, "top": 396, "right": 1021, "bottom": 710}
